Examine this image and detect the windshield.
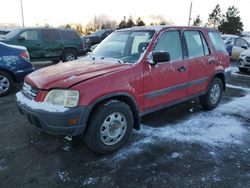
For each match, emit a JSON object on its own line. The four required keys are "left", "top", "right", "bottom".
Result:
{"left": 91, "top": 30, "right": 155, "bottom": 64}
{"left": 3, "top": 29, "right": 21, "bottom": 39}
{"left": 91, "top": 30, "right": 106, "bottom": 37}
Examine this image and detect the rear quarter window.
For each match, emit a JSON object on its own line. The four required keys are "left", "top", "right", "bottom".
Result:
{"left": 60, "top": 30, "right": 80, "bottom": 40}
{"left": 208, "top": 32, "right": 226, "bottom": 52}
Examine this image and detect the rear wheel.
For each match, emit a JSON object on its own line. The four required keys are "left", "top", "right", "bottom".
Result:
{"left": 85, "top": 101, "right": 133, "bottom": 154}
{"left": 200, "top": 77, "right": 223, "bottom": 110}
{"left": 0, "top": 71, "right": 14, "bottom": 97}
{"left": 239, "top": 67, "right": 248, "bottom": 73}
{"left": 62, "top": 49, "right": 77, "bottom": 62}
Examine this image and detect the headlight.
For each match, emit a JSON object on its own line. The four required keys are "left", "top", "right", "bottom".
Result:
{"left": 44, "top": 90, "right": 79, "bottom": 107}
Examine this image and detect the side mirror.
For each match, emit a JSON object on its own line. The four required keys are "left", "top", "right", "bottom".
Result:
{"left": 241, "top": 44, "right": 248, "bottom": 50}
{"left": 17, "top": 36, "right": 25, "bottom": 41}
{"left": 150, "top": 51, "right": 170, "bottom": 65}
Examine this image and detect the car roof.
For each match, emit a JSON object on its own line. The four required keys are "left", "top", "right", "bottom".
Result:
{"left": 118, "top": 25, "right": 218, "bottom": 33}
{"left": 221, "top": 34, "right": 239, "bottom": 38}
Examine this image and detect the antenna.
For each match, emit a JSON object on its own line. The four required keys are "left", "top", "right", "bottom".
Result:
{"left": 188, "top": 1, "right": 193, "bottom": 26}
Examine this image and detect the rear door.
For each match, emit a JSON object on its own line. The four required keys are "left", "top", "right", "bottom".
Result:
{"left": 143, "top": 30, "right": 189, "bottom": 111}
{"left": 183, "top": 30, "right": 211, "bottom": 96}
{"left": 15, "top": 29, "right": 42, "bottom": 59}
{"left": 41, "top": 29, "right": 62, "bottom": 59}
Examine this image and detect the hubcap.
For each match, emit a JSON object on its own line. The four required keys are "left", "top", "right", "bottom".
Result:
{"left": 210, "top": 83, "right": 221, "bottom": 105}
{"left": 100, "top": 112, "right": 127, "bottom": 146}
{"left": 65, "top": 53, "right": 76, "bottom": 61}
{"left": 0, "top": 75, "right": 10, "bottom": 94}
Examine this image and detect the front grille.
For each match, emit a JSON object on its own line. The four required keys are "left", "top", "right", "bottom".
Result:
{"left": 22, "top": 83, "right": 39, "bottom": 100}
{"left": 246, "top": 56, "right": 250, "bottom": 62}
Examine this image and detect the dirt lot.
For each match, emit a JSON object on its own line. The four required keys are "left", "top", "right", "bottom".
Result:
{"left": 1, "top": 62, "right": 250, "bottom": 188}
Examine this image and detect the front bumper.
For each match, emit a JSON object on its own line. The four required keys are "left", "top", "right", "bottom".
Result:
{"left": 17, "top": 99, "right": 88, "bottom": 136}
{"left": 238, "top": 59, "right": 250, "bottom": 70}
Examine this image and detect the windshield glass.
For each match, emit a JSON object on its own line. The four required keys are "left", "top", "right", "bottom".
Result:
{"left": 3, "top": 29, "right": 21, "bottom": 39}
{"left": 92, "top": 30, "right": 155, "bottom": 63}
{"left": 91, "top": 30, "right": 106, "bottom": 37}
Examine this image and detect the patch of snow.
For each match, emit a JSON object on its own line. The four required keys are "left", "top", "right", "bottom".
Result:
{"left": 227, "top": 84, "right": 250, "bottom": 92}
{"left": 64, "top": 75, "right": 77, "bottom": 82}
{"left": 64, "top": 136, "right": 72, "bottom": 141}
{"left": 114, "top": 85, "right": 250, "bottom": 159}
{"left": 62, "top": 145, "right": 71, "bottom": 151}
{"left": 16, "top": 92, "right": 68, "bottom": 113}
{"left": 189, "top": 108, "right": 194, "bottom": 112}
{"left": 209, "top": 152, "right": 216, "bottom": 156}
{"left": 171, "top": 152, "right": 183, "bottom": 159}
{"left": 83, "top": 177, "right": 99, "bottom": 185}
{"left": 58, "top": 171, "right": 70, "bottom": 182}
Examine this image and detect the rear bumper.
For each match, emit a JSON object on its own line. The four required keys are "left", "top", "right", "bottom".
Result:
{"left": 17, "top": 99, "right": 88, "bottom": 136}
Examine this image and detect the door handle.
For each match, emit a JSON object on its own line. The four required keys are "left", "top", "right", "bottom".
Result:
{"left": 209, "top": 58, "right": 215, "bottom": 64}
{"left": 178, "top": 66, "right": 186, "bottom": 72}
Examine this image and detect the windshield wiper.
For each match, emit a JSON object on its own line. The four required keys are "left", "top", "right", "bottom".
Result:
{"left": 100, "top": 57, "right": 124, "bottom": 64}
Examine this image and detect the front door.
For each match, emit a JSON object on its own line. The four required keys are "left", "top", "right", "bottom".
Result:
{"left": 15, "top": 29, "right": 43, "bottom": 60}
{"left": 143, "top": 30, "right": 189, "bottom": 111}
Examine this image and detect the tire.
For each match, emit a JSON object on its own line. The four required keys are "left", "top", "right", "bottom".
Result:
{"left": 62, "top": 49, "right": 77, "bottom": 62}
{"left": 85, "top": 101, "right": 134, "bottom": 154}
{"left": 0, "top": 71, "right": 14, "bottom": 97}
{"left": 199, "top": 77, "right": 223, "bottom": 110}
{"left": 239, "top": 67, "right": 248, "bottom": 73}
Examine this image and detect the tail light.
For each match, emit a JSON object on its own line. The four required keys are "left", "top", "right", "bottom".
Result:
{"left": 20, "top": 51, "right": 30, "bottom": 61}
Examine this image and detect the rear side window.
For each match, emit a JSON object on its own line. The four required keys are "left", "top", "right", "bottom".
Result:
{"left": 20, "top": 30, "right": 39, "bottom": 40}
{"left": 154, "top": 31, "right": 183, "bottom": 61}
{"left": 41, "top": 30, "right": 60, "bottom": 41}
{"left": 61, "top": 30, "right": 79, "bottom": 40}
{"left": 184, "top": 31, "right": 205, "bottom": 58}
{"left": 208, "top": 32, "right": 226, "bottom": 52}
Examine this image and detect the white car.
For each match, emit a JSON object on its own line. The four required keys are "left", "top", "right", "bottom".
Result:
{"left": 239, "top": 49, "right": 250, "bottom": 72}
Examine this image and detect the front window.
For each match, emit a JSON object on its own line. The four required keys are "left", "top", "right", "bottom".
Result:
{"left": 92, "top": 30, "right": 155, "bottom": 63}
{"left": 3, "top": 29, "right": 21, "bottom": 39}
{"left": 20, "top": 30, "right": 39, "bottom": 40}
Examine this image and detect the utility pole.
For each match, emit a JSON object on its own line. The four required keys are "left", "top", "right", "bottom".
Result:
{"left": 20, "top": 0, "right": 25, "bottom": 27}
{"left": 188, "top": 1, "right": 193, "bottom": 26}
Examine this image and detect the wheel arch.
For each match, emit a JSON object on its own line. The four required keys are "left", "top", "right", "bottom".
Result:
{"left": 210, "top": 72, "right": 226, "bottom": 91}
{"left": 83, "top": 92, "right": 141, "bottom": 134}
{"left": 0, "top": 67, "right": 16, "bottom": 82}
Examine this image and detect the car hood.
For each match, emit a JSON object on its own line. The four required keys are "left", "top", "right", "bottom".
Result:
{"left": 26, "top": 59, "right": 131, "bottom": 90}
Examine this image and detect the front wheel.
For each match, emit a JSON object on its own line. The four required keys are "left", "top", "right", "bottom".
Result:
{"left": 199, "top": 77, "right": 223, "bottom": 110}
{"left": 85, "top": 101, "right": 133, "bottom": 154}
{"left": 0, "top": 71, "right": 14, "bottom": 97}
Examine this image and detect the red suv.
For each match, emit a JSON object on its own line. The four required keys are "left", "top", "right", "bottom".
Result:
{"left": 16, "top": 26, "right": 231, "bottom": 154}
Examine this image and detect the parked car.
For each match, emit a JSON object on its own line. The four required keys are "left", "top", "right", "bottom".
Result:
{"left": 16, "top": 26, "right": 230, "bottom": 154}
{"left": 240, "top": 31, "right": 250, "bottom": 38}
{"left": 238, "top": 49, "right": 250, "bottom": 72}
{"left": 0, "top": 28, "right": 85, "bottom": 62}
{"left": 222, "top": 34, "right": 250, "bottom": 60}
{"left": 82, "top": 29, "right": 113, "bottom": 52}
{"left": 0, "top": 42, "right": 34, "bottom": 96}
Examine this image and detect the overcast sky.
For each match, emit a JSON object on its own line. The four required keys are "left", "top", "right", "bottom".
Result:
{"left": 0, "top": 0, "right": 249, "bottom": 30}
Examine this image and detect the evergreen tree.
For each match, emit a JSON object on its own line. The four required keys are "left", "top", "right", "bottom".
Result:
{"left": 127, "top": 17, "right": 135, "bottom": 28}
{"left": 193, "top": 15, "right": 202, "bottom": 26}
{"left": 136, "top": 17, "right": 145, "bottom": 26}
{"left": 118, "top": 20, "right": 127, "bottom": 29}
{"left": 207, "top": 4, "right": 222, "bottom": 28}
{"left": 218, "top": 6, "right": 244, "bottom": 35}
